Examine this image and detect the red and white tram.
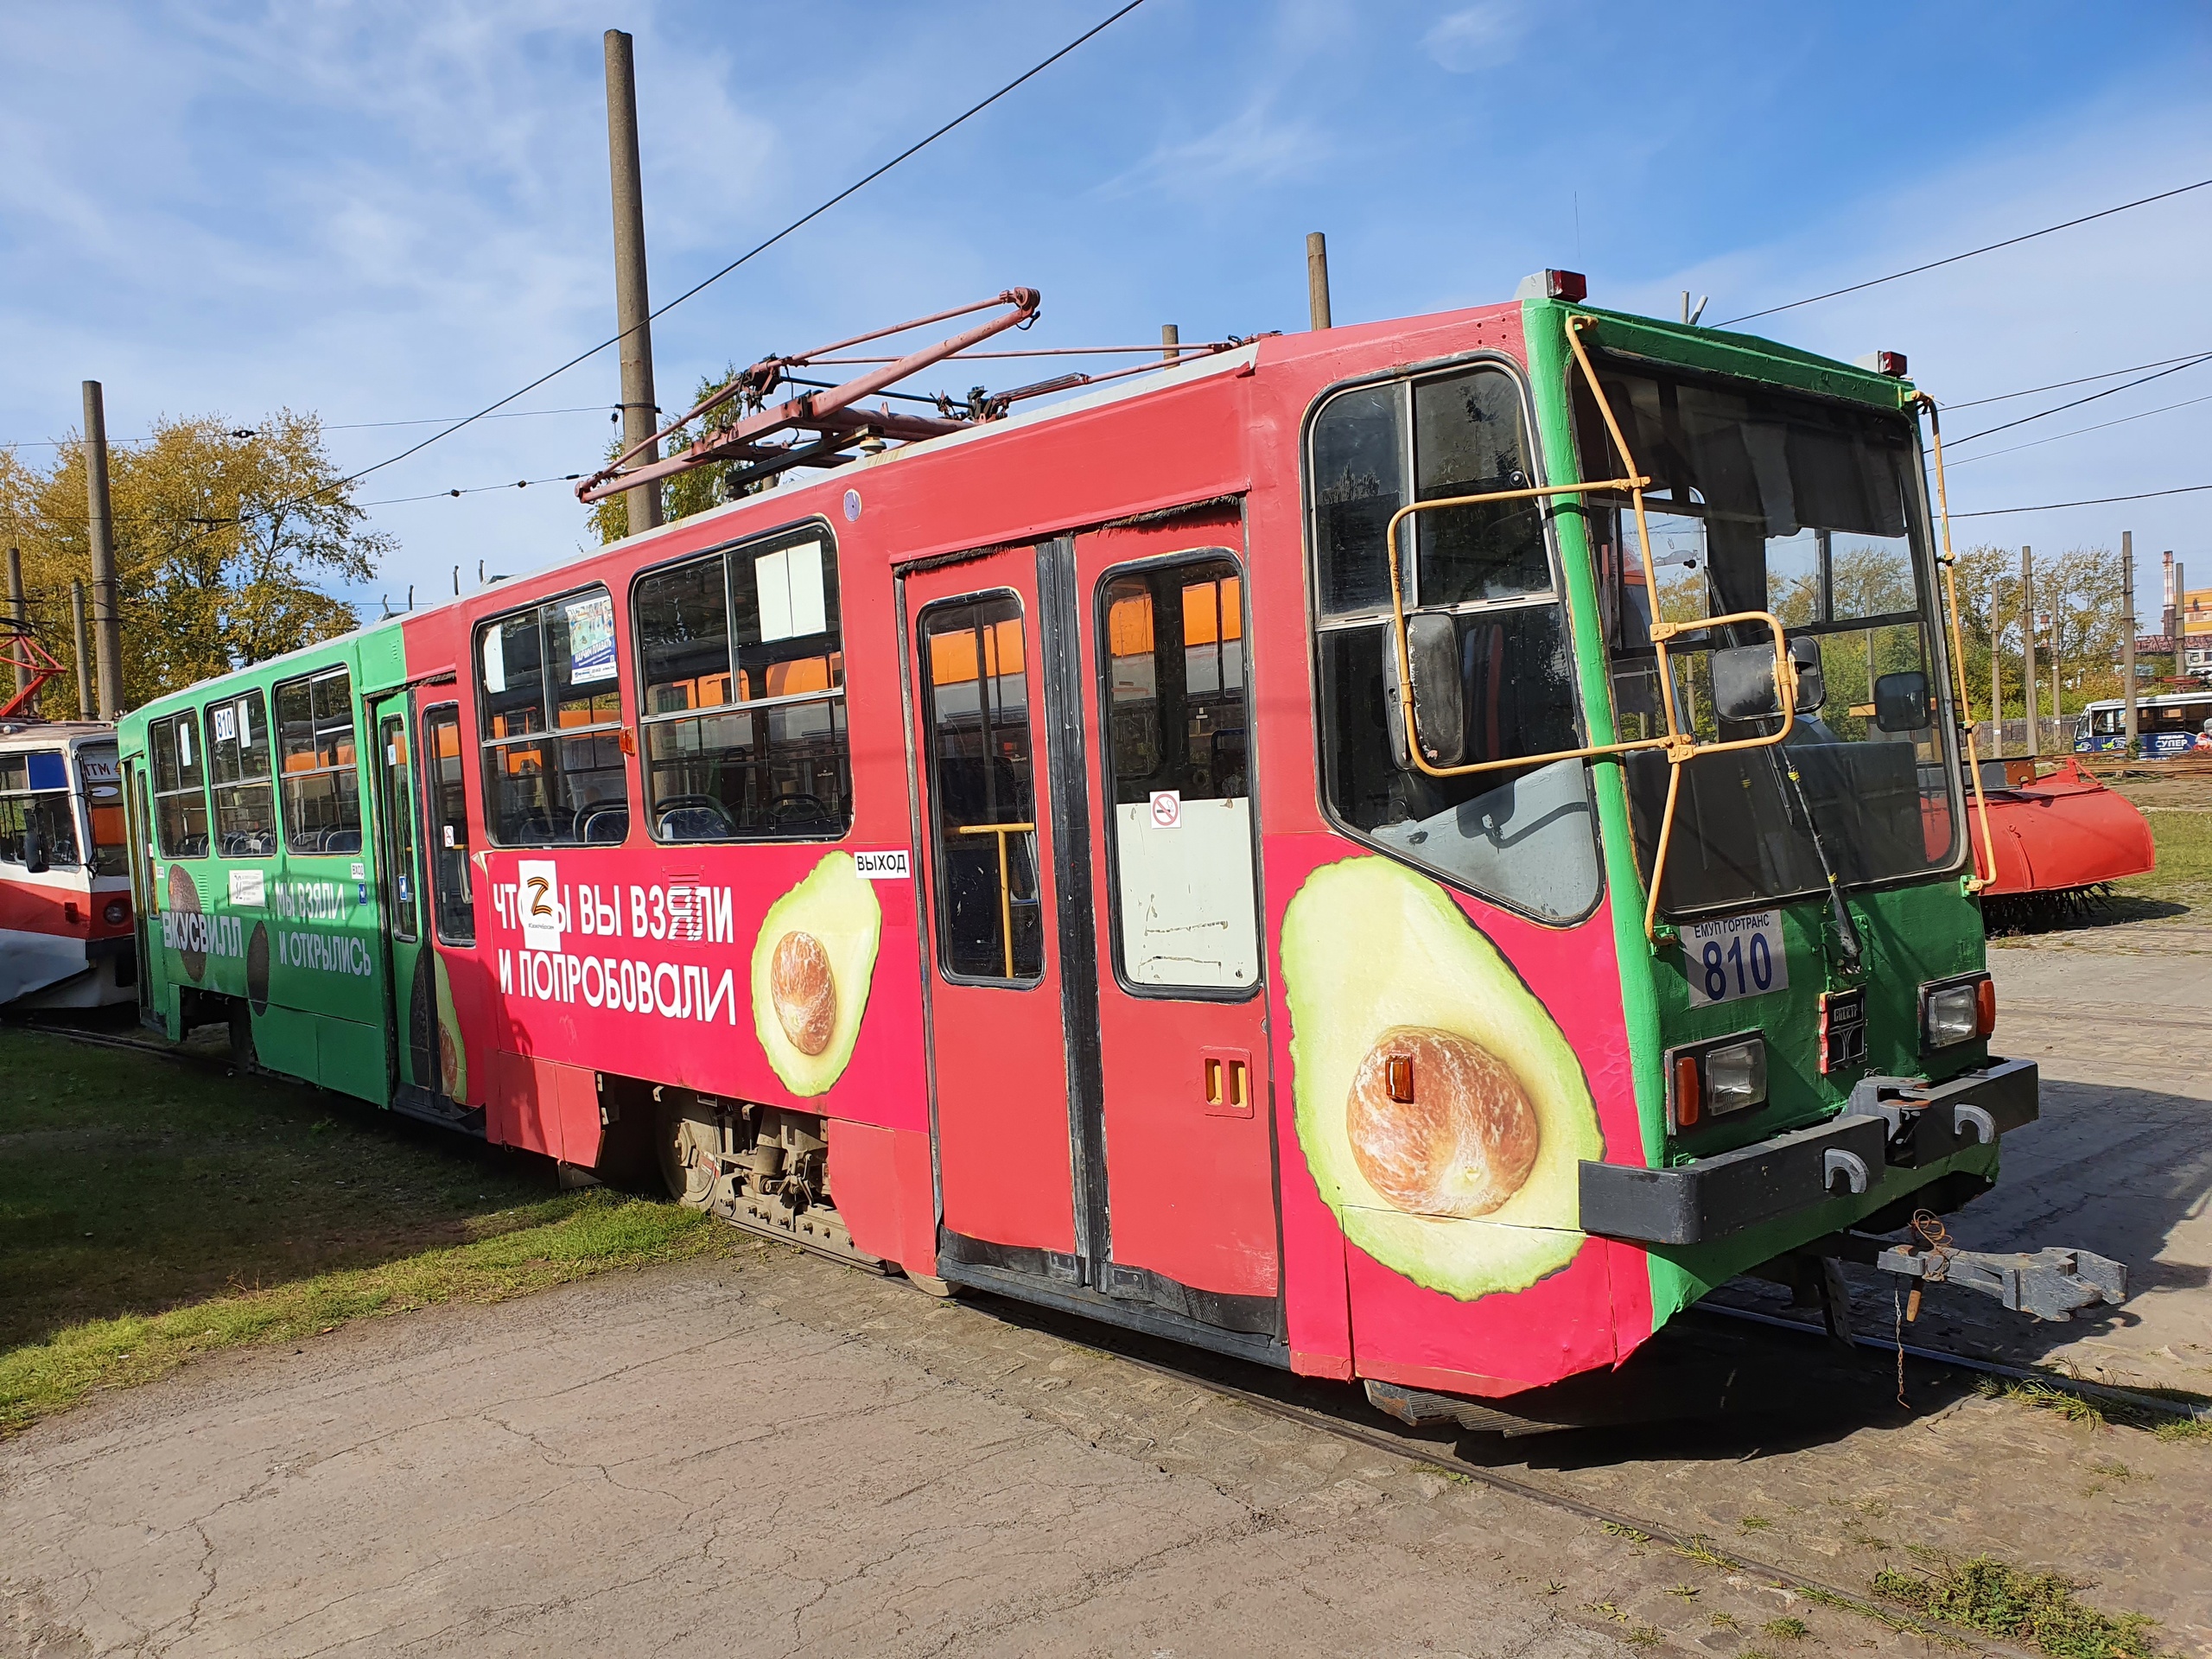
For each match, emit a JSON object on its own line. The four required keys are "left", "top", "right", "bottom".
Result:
{"left": 0, "top": 721, "right": 136, "bottom": 1009}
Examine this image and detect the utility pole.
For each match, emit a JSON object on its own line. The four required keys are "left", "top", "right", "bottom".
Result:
{"left": 604, "top": 29, "right": 661, "bottom": 536}
{"left": 2020, "top": 545, "right": 2037, "bottom": 759}
{"left": 1160, "top": 323, "right": 1179, "bottom": 363}
{"left": 1989, "top": 559, "right": 2004, "bottom": 753}
{"left": 2121, "top": 531, "right": 2138, "bottom": 753}
{"left": 1306, "top": 232, "right": 1332, "bottom": 331}
{"left": 69, "top": 581, "right": 92, "bottom": 720}
{"left": 5, "top": 547, "right": 27, "bottom": 702}
{"left": 82, "top": 380, "right": 124, "bottom": 718}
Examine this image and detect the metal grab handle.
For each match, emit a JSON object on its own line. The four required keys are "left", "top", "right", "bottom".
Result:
{"left": 1911, "top": 391, "right": 2000, "bottom": 895}
{"left": 956, "top": 821, "right": 1036, "bottom": 980}
{"left": 1382, "top": 312, "right": 1799, "bottom": 940}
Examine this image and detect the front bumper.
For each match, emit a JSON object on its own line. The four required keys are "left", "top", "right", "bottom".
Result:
{"left": 1578, "top": 1058, "right": 2037, "bottom": 1247}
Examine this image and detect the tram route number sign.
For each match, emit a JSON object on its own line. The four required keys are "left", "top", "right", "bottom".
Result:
{"left": 1682, "top": 908, "right": 1788, "bottom": 1008}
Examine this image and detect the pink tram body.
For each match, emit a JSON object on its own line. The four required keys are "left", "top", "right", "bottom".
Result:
{"left": 124, "top": 289, "right": 2041, "bottom": 1408}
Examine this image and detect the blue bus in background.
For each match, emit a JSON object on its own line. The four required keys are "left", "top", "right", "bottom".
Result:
{"left": 2075, "top": 690, "right": 2212, "bottom": 756}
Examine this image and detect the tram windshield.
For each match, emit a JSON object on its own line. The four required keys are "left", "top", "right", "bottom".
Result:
{"left": 1573, "top": 360, "right": 1961, "bottom": 917}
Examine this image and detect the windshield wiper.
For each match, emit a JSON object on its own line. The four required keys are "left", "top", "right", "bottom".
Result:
{"left": 1764, "top": 740, "right": 1864, "bottom": 972}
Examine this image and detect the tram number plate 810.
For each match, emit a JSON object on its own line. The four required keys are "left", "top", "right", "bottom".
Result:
{"left": 1682, "top": 910, "right": 1788, "bottom": 1008}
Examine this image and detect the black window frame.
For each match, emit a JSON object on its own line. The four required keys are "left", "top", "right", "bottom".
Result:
{"left": 422, "top": 701, "right": 475, "bottom": 946}
{"left": 917, "top": 588, "right": 1046, "bottom": 990}
{"left": 474, "top": 583, "right": 632, "bottom": 849}
{"left": 1092, "top": 546, "right": 1263, "bottom": 1003}
{"left": 272, "top": 664, "right": 365, "bottom": 858}
{"left": 1300, "top": 351, "right": 1605, "bottom": 929}
{"left": 629, "top": 518, "right": 854, "bottom": 846}
{"left": 203, "top": 688, "right": 278, "bottom": 859}
{"left": 149, "top": 710, "right": 212, "bottom": 859}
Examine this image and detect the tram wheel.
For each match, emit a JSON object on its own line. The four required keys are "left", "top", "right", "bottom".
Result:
{"left": 656, "top": 1102, "right": 721, "bottom": 1209}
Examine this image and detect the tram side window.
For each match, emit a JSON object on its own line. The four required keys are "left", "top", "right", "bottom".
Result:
{"left": 1099, "top": 557, "right": 1260, "bottom": 991}
{"left": 275, "top": 668, "right": 363, "bottom": 855}
{"left": 633, "top": 531, "right": 852, "bottom": 842}
{"left": 149, "top": 713, "right": 212, "bottom": 858}
{"left": 423, "top": 705, "right": 474, "bottom": 944}
{"left": 204, "top": 690, "right": 276, "bottom": 857}
{"left": 1306, "top": 365, "right": 1600, "bottom": 924}
{"left": 0, "top": 749, "right": 82, "bottom": 869}
{"left": 378, "top": 715, "right": 419, "bottom": 943}
{"left": 478, "top": 588, "right": 629, "bottom": 846}
{"left": 919, "top": 595, "right": 1042, "bottom": 983}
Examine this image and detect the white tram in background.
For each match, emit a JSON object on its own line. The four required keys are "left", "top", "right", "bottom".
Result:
{"left": 0, "top": 720, "right": 136, "bottom": 1009}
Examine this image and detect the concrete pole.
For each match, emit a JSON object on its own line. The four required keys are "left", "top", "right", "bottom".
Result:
{"left": 5, "top": 547, "right": 28, "bottom": 701}
{"left": 1306, "top": 232, "right": 1332, "bottom": 331}
{"left": 604, "top": 29, "right": 661, "bottom": 536}
{"left": 70, "top": 580, "right": 92, "bottom": 720}
{"left": 82, "top": 380, "right": 124, "bottom": 718}
{"left": 2121, "top": 531, "right": 2138, "bottom": 753}
{"left": 1160, "top": 322, "right": 1179, "bottom": 363}
{"left": 2020, "top": 545, "right": 2037, "bottom": 759}
{"left": 1989, "top": 557, "right": 2003, "bottom": 753}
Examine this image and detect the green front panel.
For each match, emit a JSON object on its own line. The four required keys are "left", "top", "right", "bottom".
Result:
{"left": 1520, "top": 299, "right": 1992, "bottom": 1329}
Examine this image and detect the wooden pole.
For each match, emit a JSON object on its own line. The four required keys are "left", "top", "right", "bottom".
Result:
{"left": 1306, "top": 232, "right": 1332, "bottom": 331}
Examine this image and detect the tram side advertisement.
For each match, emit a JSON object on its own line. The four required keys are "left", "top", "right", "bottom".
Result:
{"left": 486, "top": 848, "right": 906, "bottom": 1112}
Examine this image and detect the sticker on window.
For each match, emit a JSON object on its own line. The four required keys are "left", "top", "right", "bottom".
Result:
{"left": 565, "top": 594, "right": 618, "bottom": 683}
{"left": 1683, "top": 909, "right": 1788, "bottom": 1008}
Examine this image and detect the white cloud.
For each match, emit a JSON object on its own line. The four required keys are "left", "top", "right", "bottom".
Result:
{"left": 1100, "top": 101, "right": 1332, "bottom": 199}
{"left": 1422, "top": 2, "right": 1529, "bottom": 73}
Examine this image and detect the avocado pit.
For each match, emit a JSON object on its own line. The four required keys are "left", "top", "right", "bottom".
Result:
{"left": 770, "top": 931, "right": 837, "bottom": 1057}
{"left": 1346, "top": 1025, "right": 1540, "bottom": 1218}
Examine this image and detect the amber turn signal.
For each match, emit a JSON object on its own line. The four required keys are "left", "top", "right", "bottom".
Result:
{"left": 1672, "top": 1053, "right": 1701, "bottom": 1128}
{"left": 1975, "top": 976, "right": 1998, "bottom": 1038}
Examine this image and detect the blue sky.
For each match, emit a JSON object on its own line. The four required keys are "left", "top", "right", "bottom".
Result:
{"left": 4, "top": 1, "right": 2209, "bottom": 623}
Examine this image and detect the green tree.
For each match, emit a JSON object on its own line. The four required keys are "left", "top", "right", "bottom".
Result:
{"left": 0, "top": 410, "right": 388, "bottom": 715}
{"left": 588, "top": 365, "right": 780, "bottom": 545}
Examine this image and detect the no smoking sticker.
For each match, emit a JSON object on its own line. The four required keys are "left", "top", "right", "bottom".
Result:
{"left": 1149, "top": 790, "right": 1181, "bottom": 829}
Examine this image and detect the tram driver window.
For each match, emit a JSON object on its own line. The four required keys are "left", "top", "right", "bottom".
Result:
{"left": 275, "top": 668, "right": 363, "bottom": 855}
{"left": 204, "top": 690, "right": 276, "bottom": 857}
{"left": 632, "top": 529, "right": 853, "bottom": 842}
{"left": 149, "top": 712, "right": 211, "bottom": 858}
{"left": 0, "top": 749, "right": 83, "bottom": 869}
{"left": 1099, "top": 557, "right": 1260, "bottom": 991}
{"left": 919, "top": 595, "right": 1043, "bottom": 984}
{"left": 477, "top": 588, "right": 630, "bottom": 847}
{"left": 1306, "top": 364, "right": 1602, "bottom": 924}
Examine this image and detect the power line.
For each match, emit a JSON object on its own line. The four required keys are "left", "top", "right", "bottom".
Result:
{"left": 22, "top": 3, "right": 1148, "bottom": 564}
{"left": 1948, "top": 481, "right": 2212, "bottom": 518}
{"left": 2, "top": 404, "right": 618, "bottom": 449}
{"left": 1716, "top": 176, "right": 2212, "bottom": 327}
{"left": 1945, "top": 348, "right": 2212, "bottom": 410}
{"left": 1945, "top": 391, "right": 2212, "bottom": 468}
{"left": 358, "top": 474, "right": 584, "bottom": 508}
{"left": 1947, "top": 351, "right": 2212, "bottom": 446}
{"left": 340, "top": 0, "right": 1148, "bottom": 492}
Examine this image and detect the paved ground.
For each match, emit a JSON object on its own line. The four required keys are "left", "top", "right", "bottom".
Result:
{"left": 4, "top": 929, "right": 2209, "bottom": 1659}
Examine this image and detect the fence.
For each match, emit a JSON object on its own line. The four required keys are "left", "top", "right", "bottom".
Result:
{"left": 1972, "top": 716, "right": 2075, "bottom": 757}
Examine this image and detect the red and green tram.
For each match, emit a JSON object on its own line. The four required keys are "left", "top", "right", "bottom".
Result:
{"left": 115, "top": 276, "right": 2041, "bottom": 1410}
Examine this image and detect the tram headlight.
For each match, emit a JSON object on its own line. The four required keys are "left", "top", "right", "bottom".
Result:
{"left": 102, "top": 899, "right": 130, "bottom": 926}
{"left": 1920, "top": 973, "right": 1995, "bottom": 1051}
{"left": 1665, "top": 1034, "right": 1768, "bottom": 1132}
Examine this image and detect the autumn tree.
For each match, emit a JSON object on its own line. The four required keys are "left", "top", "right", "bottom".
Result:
{"left": 0, "top": 410, "right": 388, "bottom": 715}
{"left": 588, "top": 365, "right": 775, "bottom": 544}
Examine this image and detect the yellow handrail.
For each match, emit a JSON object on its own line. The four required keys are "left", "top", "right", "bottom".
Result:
{"left": 1382, "top": 312, "right": 1798, "bottom": 939}
{"left": 957, "top": 821, "right": 1036, "bottom": 979}
{"left": 1910, "top": 392, "right": 1999, "bottom": 895}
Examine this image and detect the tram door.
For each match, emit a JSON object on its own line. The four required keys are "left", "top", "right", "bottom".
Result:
{"left": 906, "top": 550, "right": 1088, "bottom": 1281}
{"left": 906, "top": 525, "right": 1279, "bottom": 1338}
{"left": 368, "top": 693, "right": 434, "bottom": 1095}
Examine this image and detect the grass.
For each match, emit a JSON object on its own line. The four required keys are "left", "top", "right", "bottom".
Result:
{"left": 2108, "top": 805, "right": 2212, "bottom": 920}
{"left": 1975, "top": 1375, "right": 2212, "bottom": 1443}
{"left": 0, "top": 1027, "right": 722, "bottom": 1435}
{"left": 1873, "top": 1555, "right": 2158, "bottom": 1659}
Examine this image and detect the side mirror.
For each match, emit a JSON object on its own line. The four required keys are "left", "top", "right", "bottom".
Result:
{"left": 1786, "top": 636, "right": 1825, "bottom": 715}
{"left": 1872, "top": 670, "right": 1933, "bottom": 733}
{"left": 1385, "top": 615, "right": 1466, "bottom": 768}
{"left": 1711, "top": 642, "right": 1785, "bottom": 721}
